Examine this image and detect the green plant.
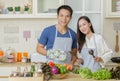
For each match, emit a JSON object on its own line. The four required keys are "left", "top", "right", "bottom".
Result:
{"left": 15, "top": 6, "right": 20, "bottom": 11}
{"left": 24, "top": 6, "right": 29, "bottom": 11}
{"left": 7, "top": 7, "right": 13, "bottom": 11}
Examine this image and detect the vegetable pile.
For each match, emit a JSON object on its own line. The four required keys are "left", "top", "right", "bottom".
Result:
{"left": 110, "top": 66, "right": 120, "bottom": 80}
{"left": 73, "top": 67, "right": 112, "bottom": 80}
{"left": 92, "top": 68, "right": 111, "bottom": 80}
{"left": 41, "top": 62, "right": 70, "bottom": 81}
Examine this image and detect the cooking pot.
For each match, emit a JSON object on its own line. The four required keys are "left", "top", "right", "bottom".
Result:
{"left": 111, "top": 57, "right": 120, "bottom": 63}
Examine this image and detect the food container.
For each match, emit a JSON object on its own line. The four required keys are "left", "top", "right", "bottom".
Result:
{"left": 8, "top": 54, "right": 14, "bottom": 63}
{"left": 5, "top": 47, "right": 16, "bottom": 62}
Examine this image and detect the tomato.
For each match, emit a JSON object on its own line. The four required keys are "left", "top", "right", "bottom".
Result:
{"left": 48, "top": 61, "right": 55, "bottom": 67}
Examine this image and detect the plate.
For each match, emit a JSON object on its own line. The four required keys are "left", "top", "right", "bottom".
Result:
{"left": 52, "top": 74, "right": 67, "bottom": 79}
{"left": 111, "top": 57, "right": 120, "bottom": 63}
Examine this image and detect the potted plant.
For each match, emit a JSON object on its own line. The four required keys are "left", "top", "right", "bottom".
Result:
{"left": 7, "top": 7, "right": 13, "bottom": 14}
{"left": 15, "top": 6, "right": 21, "bottom": 14}
{"left": 24, "top": 4, "right": 30, "bottom": 14}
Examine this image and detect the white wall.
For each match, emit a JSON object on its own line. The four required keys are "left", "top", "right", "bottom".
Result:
{"left": 103, "top": 1, "right": 120, "bottom": 57}
{"left": 0, "top": 18, "right": 57, "bottom": 56}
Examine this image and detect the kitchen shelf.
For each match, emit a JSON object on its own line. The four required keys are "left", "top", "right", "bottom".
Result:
{"left": 0, "top": 0, "right": 64, "bottom": 18}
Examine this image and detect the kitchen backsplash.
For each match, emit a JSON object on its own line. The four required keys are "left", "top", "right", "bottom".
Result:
{"left": 0, "top": 18, "right": 57, "bottom": 56}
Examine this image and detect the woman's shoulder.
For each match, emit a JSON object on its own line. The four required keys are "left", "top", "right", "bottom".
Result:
{"left": 94, "top": 33, "right": 103, "bottom": 40}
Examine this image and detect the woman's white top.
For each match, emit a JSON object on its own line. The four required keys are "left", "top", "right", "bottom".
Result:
{"left": 85, "top": 33, "right": 113, "bottom": 66}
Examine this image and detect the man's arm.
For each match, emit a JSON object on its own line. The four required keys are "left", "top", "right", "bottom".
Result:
{"left": 36, "top": 43, "right": 47, "bottom": 56}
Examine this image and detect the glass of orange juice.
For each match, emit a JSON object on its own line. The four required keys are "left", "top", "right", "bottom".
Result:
{"left": 0, "top": 48, "right": 4, "bottom": 57}
{"left": 17, "top": 52, "right": 22, "bottom": 62}
{"left": 23, "top": 52, "right": 28, "bottom": 58}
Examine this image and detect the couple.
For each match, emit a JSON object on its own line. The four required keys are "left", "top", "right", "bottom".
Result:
{"left": 36, "top": 5, "right": 113, "bottom": 72}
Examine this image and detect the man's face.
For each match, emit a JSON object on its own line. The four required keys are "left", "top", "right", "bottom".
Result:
{"left": 57, "top": 9, "right": 71, "bottom": 27}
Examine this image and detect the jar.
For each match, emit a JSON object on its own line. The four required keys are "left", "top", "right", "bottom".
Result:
{"left": 6, "top": 47, "right": 16, "bottom": 62}
{"left": 0, "top": 48, "right": 4, "bottom": 57}
{"left": 8, "top": 54, "right": 14, "bottom": 63}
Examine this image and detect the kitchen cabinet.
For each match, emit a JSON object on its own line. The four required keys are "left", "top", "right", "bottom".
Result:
{"left": 106, "top": 0, "right": 120, "bottom": 18}
{"left": 0, "top": 0, "right": 64, "bottom": 18}
{"left": 64, "top": 0, "right": 103, "bottom": 34}
{"left": 0, "top": 63, "right": 31, "bottom": 81}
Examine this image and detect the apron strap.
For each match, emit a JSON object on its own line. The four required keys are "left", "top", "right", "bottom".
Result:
{"left": 93, "top": 34, "right": 98, "bottom": 55}
{"left": 55, "top": 27, "right": 72, "bottom": 38}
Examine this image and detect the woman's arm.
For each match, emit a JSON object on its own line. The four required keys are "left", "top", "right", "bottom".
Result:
{"left": 96, "top": 35, "right": 113, "bottom": 65}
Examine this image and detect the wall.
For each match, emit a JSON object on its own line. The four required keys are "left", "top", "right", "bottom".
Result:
{"left": 103, "top": 2, "right": 120, "bottom": 57}
{"left": 0, "top": 1, "right": 120, "bottom": 57}
{"left": 0, "top": 18, "right": 57, "bottom": 56}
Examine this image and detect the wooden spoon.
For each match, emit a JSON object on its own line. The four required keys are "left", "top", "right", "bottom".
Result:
{"left": 115, "top": 30, "right": 119, "bottom": 52}
{"left": 89, "top": 49, "right": 95, "bottom": 58}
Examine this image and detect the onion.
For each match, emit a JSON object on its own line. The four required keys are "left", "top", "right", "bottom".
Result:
{"left": 51, "top": 66, "right": 59, "bottom": 74}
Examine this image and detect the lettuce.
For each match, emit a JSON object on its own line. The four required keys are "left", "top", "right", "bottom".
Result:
{"left": 79, "top": 67, "right": 92, "bottom": 79}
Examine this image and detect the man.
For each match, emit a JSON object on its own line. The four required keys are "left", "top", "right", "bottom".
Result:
{"left": 36, "top": 5, "right": 77, "bottom": 69}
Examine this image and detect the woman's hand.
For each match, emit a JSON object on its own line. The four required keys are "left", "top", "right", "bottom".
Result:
{"left": 68, "top": 63, "right": 74, "bottom": 70}
{"left": 76, "top": 58, "right": 83, "bottom": 65}
{"left": 94, "top": 56, "right": 103, "bottom": 62}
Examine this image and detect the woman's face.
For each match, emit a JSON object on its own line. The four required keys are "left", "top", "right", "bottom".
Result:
{"left": 78, "top": 19, "right": 91, "bottom": 35}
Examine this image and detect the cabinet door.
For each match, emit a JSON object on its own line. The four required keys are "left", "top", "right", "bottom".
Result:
{"left": 106, "top": 0, "right": 120, "bottom": 18}
{"left": 0, "top": 67, "right": 16, "bottom": 81}
{"left": 65, "top": 0, "right": 103, "bottom": 34}
{"left": 35, "top": 0, "right": 64, "bottom": 18}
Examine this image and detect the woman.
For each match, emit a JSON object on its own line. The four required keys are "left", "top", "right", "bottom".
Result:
{"left": 76, "top": 16, "right": 113, "bottom": 72}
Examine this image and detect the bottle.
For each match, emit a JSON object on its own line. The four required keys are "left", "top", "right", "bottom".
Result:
{"left": 16, "top": 66, "right": 21, "bottom": 77}
{"left": 30, "top": 63, "right": 35, "bottom": 77}
{"left": 23, "top": 66, "right": 30, "bottom": 77}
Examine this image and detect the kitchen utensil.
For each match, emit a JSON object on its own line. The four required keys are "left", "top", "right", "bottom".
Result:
{"left": 111, "top": 57, "right": 120, "bottom": 63}
{"left": 115, "top": 30, "right": 119, "bottom": 52}
{"left": 89, "top": 49, "right": 95, "bottom": 58}
{"left": 113, "top": 23, "right": 120, "bottom": 52}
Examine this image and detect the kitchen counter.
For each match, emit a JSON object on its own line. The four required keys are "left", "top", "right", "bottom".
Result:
{"left": 9, "top": 74, "right": 120, "bottom": 81}
{"left": 50, "top": 74, "right": 120, "bottom": 81}
{"left": 0, "top": 62, "right": 31, "bottom": 67}
{"left": 0, "top": 62, "right": 119, "bottom": 81}
{"left": 0, "top": 61, "right": 119, "bottom": 67}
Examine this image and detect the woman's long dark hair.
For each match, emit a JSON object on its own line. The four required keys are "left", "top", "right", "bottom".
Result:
{"left": 77, "top": 16, "right": 95, "bottom": 52}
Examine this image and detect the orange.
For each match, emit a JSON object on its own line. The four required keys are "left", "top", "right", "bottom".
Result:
{"left": 0, "top": 50, "right": 4, "bottom": 57}
{"left": 66, "top": 65, "right": 71, "bottom": 71}
{"left": 63, "top": 64, "right": 68, "bottom": 68}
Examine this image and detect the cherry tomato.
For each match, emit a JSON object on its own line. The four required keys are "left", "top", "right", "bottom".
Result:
{"left": 48, "top": 61, "right": 55, "bottom": 67}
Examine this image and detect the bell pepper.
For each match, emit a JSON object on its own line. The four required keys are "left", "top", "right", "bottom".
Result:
{"left": 60, "top": 66, "right": 67, "bottom": 74}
